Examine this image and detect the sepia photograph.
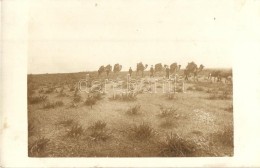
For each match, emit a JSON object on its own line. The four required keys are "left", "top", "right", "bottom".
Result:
{"left": 1, "top": 0, "right": 260, "bottom": 167}
{"left": 27, "top": 0, "right": 233, "bottom": 157}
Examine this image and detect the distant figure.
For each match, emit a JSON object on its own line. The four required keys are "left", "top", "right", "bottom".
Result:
{"left": 129, "top": 67, "right": 133, "bottom": 77}
{"left": 166, "top": 65, "right": 170, "bottom": 79}
{"left": 150, "top": 65, "right": 154, "bottom": 78}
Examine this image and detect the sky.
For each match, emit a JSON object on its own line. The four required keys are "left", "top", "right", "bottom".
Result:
{"left": 28, "top": 0, "right": 239, "bottom": 74}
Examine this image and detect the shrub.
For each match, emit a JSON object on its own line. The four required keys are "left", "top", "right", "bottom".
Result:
{"left": 55, "top": 101, "right": 64, "bottom": 107}
{"left": 38, "top": 88, "right": 44, "bottom": 94}
{"left": 160, "top": 118, "right": 176, "bottom": 129}
{"left": 66, "top": 124, "right": 84, "bottom": 138}
{"left": 208, "top": 89, "right": 231, "bottom": 100}
{"left": 126, "top": 104, "right": 141, "bottom": 115}
{"left": 130, "top": 122, "right": 154, "bottom": 141}
{"left": 43, "top": 101, "right": 64, "bottom": 109}
{"left": 89, "top": 120, "right": 107, "bottom": 131}
{"left": 85, "top": 96, "right": 97, "bottom": 108}
{"left": 57, "top": 89, "right": 68, "bottom": 97}
{"left": 92, "top": 91, "right": 103, "bottom": 100}
{"left": 89, "top": 130, "right": 110, "bottom": 141}
{"left": 29, "top": 137, "right": 50, "bottom": 156}
{"left": 45, "top": 87, "right": 55, "bottom": 94}
{"left": 210, "top": 126, "right": 233, "bottom": 147}
{"left": 109, "top": 92, "right": 137, "bottom": 101}
{"left": 73, "top": 94, "right": 82, "bottom": 103}
{"left": 121, "top": 92, "right": 137, "bottom": 101}
{"left": 159, "top": 133, "right": 197, "bottom": 157}
{"left": 88, "top": 121, "right": 110, "bottom": 141}
{"left": 158, "top": 105, "right": 178, "bottom": 118}
{"left": 43, "top": 102, "right": 55, "bottom": 109}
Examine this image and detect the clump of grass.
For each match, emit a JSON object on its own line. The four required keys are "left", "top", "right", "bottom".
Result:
{"left": 29, "top": 137, "right": 50, "bottom": 157}
{"left": 208, "top": 89, "right": 232, "bottom": 100}
{"left": 159, "top": 133, "right": 197, "bottom": 157}
{"left": 85, "top": 96, "right": 97, "bottom": 108}
{"left": 57, "top": 88, "right": 68, "bottom": 97}
{"left": 43, "top": 101, "right": 64, "bottom": 109}
{"left": 45, "top": 87, "right": 55, "bottom": 94}
{"left": 122, "top": 92, "right": 137, "bottom": 101}
{"left": 73, "top": 94, "right": 82, "bottom": 103}
{"left": 55, "top": 100, "right": 64, "bottom": 106}
{"left": 109, "top": 92, "right": 137, "bottom": 101}
{"left": 38, "top": 88, "right": 44, "bottom": 94}
{"left": 66, "top": 124, "right": 85, "bottom": 138}
{"left": 130, "top": 122, "right": 154, "bottom": 141}
{"left": 158, "top": 105, "right": 178, "bottom": 118}
{"left": 126, "top": 104, "right": 141, "bottom": 115}
{"left": 28, "top": 95, "right": 47, "bottom": 104}
{"left": 160, "top": 118, "right": 176, "bottom": 129}
{"left": 43, "top": 102, "right": 55, "bottom": 109}
{"left": 210, "top": 126, "right": 233, "bottom": 147}
{"left": 92, "top": 91, "right": 103, "bottom": 100}
{"left": 88, "top": 120, "right": 110, "bottom": 141}
{"left": 89, "top": 120, "right": 107, "bottom": 130}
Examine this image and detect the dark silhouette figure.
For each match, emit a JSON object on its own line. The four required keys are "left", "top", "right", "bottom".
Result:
{"left": 129, "top": 67, "right": 133, "bottom": 77}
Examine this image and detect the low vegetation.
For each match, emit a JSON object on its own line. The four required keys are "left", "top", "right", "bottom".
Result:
{"left": 66, "top": 123, "right": 85, "bottom": 138}
{"left": 29, "top": 137, "right": 50, "bottom": 157}
{"left": 130, "top": 122, "right": 154, "bottom": 141}
{"left": 28, "top": 95, "right": 47, "bottom": 104}
{"left": 43, "top": 101, "right": 64, "bottom": 109}
{"left": 88, "top": 121, "right": 110, "bottom": 141}
{"left": 159, "top": 133, "right": 197, "bottom": 157}
{"left": 126, "top": 104, "right": 141, "bottom": 115}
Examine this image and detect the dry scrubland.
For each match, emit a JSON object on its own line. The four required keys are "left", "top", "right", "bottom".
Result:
{"left": 28, "top": 69, "right": 233, "bottom": 157}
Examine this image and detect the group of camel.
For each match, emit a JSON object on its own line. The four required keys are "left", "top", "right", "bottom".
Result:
{"left": 97, "top": 62, "right": 232, "bottom": 83}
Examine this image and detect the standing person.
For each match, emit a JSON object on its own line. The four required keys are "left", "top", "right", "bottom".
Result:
{"left": 150, "top": 65, "right": 154, "bottom": 78}
{"left": 129, "top": 67, "right": 133, "bottom": 77}
{"left": 166, "top": 65, "right": 170, "bottom": 79}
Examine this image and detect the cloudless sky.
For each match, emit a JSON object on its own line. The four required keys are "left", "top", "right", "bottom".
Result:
{"left": 28, "top": 0, "right": 239, "bottom": 74}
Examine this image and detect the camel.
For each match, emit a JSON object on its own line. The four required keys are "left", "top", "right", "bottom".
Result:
{"left": 170, "top": 63, "right": 181, "bottom": 75}
{"left": 220, "top": 70, "right": 232, "bottom": 84}
{"left": 208, "top": 70, "right": 221, "bottom": 82}
{"left": 154, "top": 63, "right": 167, "bottom": 76}
{"left": 98, "top": 64, "right": 112, "bottom": 77}
{"left": 184, "top": 62, "right": 204, "bottom": 81}
{"left": 208, "top": 70, "right": 232, "bottom": 84}
{"left": 113, "top": 63, "right": 122, "bottom": 77}
{"left": 136, "top": 62, "right": 148, "bottom": 77}
{"left": 98, "top": 65, "right": 105, "bottom": 76}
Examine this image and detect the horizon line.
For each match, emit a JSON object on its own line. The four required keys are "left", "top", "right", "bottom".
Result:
{"left": 28, "top": 67, "right": 232, "bottom": 75}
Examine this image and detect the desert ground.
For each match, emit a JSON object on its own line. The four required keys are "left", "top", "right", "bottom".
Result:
{"left": 28, "top": 69, "right": 233, "bottom": 157}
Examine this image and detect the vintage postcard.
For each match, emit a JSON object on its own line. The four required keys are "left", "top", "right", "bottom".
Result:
{"left": 1, "top": 0, "right": 260, "bottom": 167}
